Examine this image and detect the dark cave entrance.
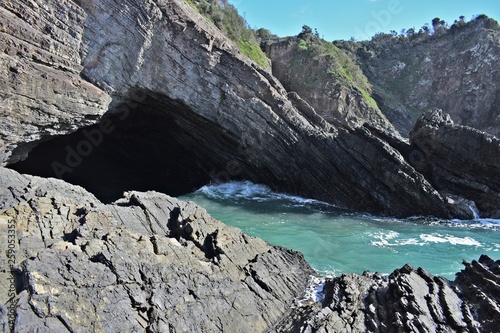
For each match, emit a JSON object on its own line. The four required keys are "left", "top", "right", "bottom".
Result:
{"left": 9, "top": 92, "right": 243, "bottom": 203}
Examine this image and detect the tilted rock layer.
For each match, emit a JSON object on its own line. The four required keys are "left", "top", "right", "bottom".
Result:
{"left": 410, "top": 109, "right": 500, "bottom": 218}
{"left": 274, "top": 255, "right": 500, "bottom": 333}
{"left": 1, "top": 0, "right": 498, "bottom": 218}
{"left": 0, "top": 0, "right": 110, "bottom": 164}
{"left": 0, "top": 167, "right": 313, "bottom": 332}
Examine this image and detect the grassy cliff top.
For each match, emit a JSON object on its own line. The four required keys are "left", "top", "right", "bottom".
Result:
{"left": 185, "top": 0, "right": 271, "bottom": 69}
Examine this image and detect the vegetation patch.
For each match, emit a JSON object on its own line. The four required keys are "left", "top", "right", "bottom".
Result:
{"left": 185, "top": 0, "right": 271, "bottom": 69}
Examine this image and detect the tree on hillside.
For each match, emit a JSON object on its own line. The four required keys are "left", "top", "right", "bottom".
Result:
{"left": 421, "top": 23, "right": 430, "bottom": 35}
{"left": 298, "top": 25, "right": 313, "bottom": 39}
{"left": 255, "top": 28, "right": 274, "bottom": 40}
{"left": 431, "top": 17, "right": 446, "bottom": 35}
{"left": 431, "top": 17, "right": 441, "bottom": 31}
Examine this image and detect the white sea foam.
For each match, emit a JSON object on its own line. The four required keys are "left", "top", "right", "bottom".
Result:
{"left": 294, "top": 276, "right": 326, "bottom": 307}
{"left": 420, "top": 234, "right": 482, "bottom": 246}
{"left": 370, "top": 231, "right": 482, "bottom": 247}
{"left": 197, "top": 181, "right": 332, "bottom": 207}
{"left": 370, "top": 230, "right": 402, "bottom": 247}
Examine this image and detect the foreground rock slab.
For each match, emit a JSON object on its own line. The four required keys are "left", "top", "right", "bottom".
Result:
{"left": 0, "top": 167, "right": 313, "bottom": 332}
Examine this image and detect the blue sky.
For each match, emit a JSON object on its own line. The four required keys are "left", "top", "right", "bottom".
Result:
{"left": 230, "top": 0, "right": 500, "bottom": 41}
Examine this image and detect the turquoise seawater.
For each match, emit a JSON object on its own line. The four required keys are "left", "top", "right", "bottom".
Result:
{"left": 179, "top": 181, "right": 500, "bottom": 279}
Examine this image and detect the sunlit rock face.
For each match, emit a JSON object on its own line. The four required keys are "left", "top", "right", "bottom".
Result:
{"left": 3, "top": 0, "right": 486, "bottom": 218}
{"left": 353, "top": 17, "right": 500, "bottom": 137}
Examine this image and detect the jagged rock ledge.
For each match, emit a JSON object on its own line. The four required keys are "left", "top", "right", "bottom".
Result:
{"left": 410, "top": 109, "right": 500, "bottom": 218}
{"left": 273, "top": 255, "right": 500, "bottom": 333}
{"left": 0, "top": 167, "right": 313, "bottom": 332}
{"left": 1, "top": 167, "right": 499, "bottom": 332}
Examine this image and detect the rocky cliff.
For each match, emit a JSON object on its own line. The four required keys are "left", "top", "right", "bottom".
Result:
{"left": 262, "top": 36, "right": 396, "bottom": 133}
{"left": 0, "top": 0, "right": 500, "bottom": 332}
{"left": 348, "top": 16, "right": 500, "bottom": 137}
{"left": 3, "top": 0, "right": 494, "bottom": 218}
{"left": 263, "top": 17, "right": 500, "bottom": 138}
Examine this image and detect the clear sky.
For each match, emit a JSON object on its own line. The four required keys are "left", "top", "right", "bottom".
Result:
{"left": 230, "top": 0, "right": 500, "bottom": 41}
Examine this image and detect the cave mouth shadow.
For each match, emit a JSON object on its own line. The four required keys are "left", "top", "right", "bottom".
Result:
{"left": 8, "top": 93, "right": 241, "bottom": 203}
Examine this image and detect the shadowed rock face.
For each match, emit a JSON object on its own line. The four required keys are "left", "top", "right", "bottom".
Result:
{"left": 274, "top": 255, "right": 500, "bottom": 333}
{"left": 410, "top": 109, "right": 500, "bottom": 218}
{"left": 1, "top": 0, "right": 490, "bottom": 218}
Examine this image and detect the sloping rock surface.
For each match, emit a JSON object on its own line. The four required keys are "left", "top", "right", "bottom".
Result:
{"left": 410, "top": 109, "right": 500, "bottom": 218}
{"left": 1, "top": 0, "right": 491, "bottom": 218}
{"left": 0, "top": 167, "right": 313, "bottom": 332}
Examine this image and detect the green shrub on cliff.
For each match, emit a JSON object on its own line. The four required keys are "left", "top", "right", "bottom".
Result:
{"left": 294, "top": 33, "right": 379, "bottom": 110}
{"left": 185, "top": 0, "right": 270, "bottom": 69}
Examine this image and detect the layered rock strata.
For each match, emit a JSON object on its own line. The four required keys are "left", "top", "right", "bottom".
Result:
{"left": 410, "top": 109, "right": 500, "bottom": 218}
{"left": 0, "top": 167, "right": 313, "bottom": 332}
{"left": 2, "top": 0, "right": 495, "bottom": 218}
{"left": 0, "top": 0, "right": 110, "bottom": 164}
{"left": 273, "top": 255, "right": 500, "bottom": 333}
